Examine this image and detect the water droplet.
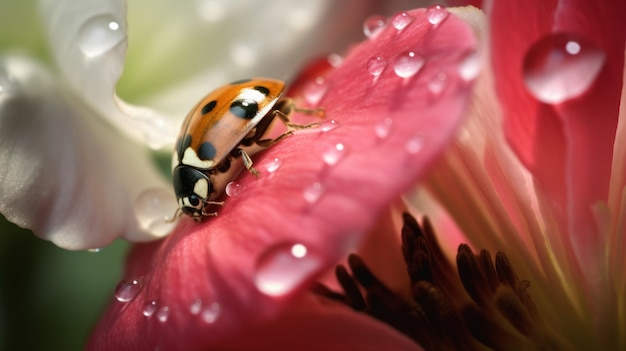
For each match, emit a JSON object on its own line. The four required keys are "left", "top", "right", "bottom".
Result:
{"left": 323, "top": 143, "right": 348, "bottom": 166}
{"left": 406, "top": 136, "right": 424, "bottom": 155}
{"left": 522, "top": 33, "right": 605, "bottom": 104}
{"left": 319, "top": 119, "right": 340, "bottom": 133}
{"left": 225, "top": 182, "right": 241, "bottom": 197}
{"left": 77, "top": 14, "right": 125, "bottom": 57}
{"left": 458, "top": 51, "right": 480, "bottom": 81}
{"left": 327, "top": 53, "right": 343, "bottom": 68}
{"left": 363, "top": 15, "right": 386, "bottom": 38}
{"left": 143, "top": 301, "right": 158, "bottom": 317}
{"left": 304, "top": 77, "right": 328, "bottom": 105}
{"left": 86, "top": 248, "right": 101, "bottom": 253}
{"left": 375, "top": 117, "right": 393, "bottom": 139}
{"left": 254, "top": 242, "right": 323, "bottom": 296}
{"left": 426, "top": 5, "right": 450, "bottom": 26}
{"left": 115, "top": 278, "right": 142, "bottom": 302}
{"left": 393, "top": 52, "right": 425, "bottom": 78}
{"left": 265, "top": 158, "right": 282, "bottom": 173}
{"left": 201, "top": 302, "right": 222, "bottom": 323}
{"left": 392, "top": 12, "right": 414, "bottom": 31}
{"left": 367, "top": 56, "right": 387, "bottom": 77}
{"left": 197, "top": 0, "right": 226, "bottom": 22}
{"left": 428, "top": 72, "right": 448, "bottom": 96}
{"left": 134, "top": 187, "right": 177, "bottom": 237}
{"left": 303, "top": 182, "right": 324, "bottom": 204}
{"left": 156, "top": 306, "right": 169, "bottom": 322}
{"left": 189, "top": 299, "right": 202, "bottom": 315}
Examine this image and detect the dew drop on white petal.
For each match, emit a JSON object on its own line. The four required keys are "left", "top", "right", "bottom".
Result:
{"left": 156, "top": 306, "right": 169, "bottom": 322}
{"left": 86, "top": 248, "right": 102, "bottom": 253}
{"left": 303, "top": 182, "right": 324, "bottom": 204}
{"left": 319, "top": 119, "right": 340, "bottom": 133}
{"left": 458, "top": 51, "right": 481, "bottom": 82}
{"left": 392, "top": 12, "right": 414, "bottom": 31}
{"left": 323, "top": 143, "right": 348, "bottom": 166}
{"left": 426, "top": 5, "right": 450, "bottom": 26}
{"left": 304, "top": 77, "right": 328, "bottom": 105}
{"left": 115, "top": 278, "right": 142, "bottom": 302}
{"left": 225, "top": 181, "right": 241, "bottom": 197}
{"left": 196, "top": 0, "right": 226, "bottom": 22}
{"left": 363, "top": 15, "right": 386, "bottom": 38}
{"left": 254, "top": 242, "right": 322, "bottom": 296}
{"left": 134, "top": 187, "right": 177, "bottom": 236}
{"left": 201, "top": 302, "right": 222, "bottom": 323}
{"left": 77, "top": 14, "right": 125, "bottom": 58}
{"left": 328, "top": 53, "right": 343, "bottom": 68}
{"left": 265, "top": 158, "right": 282, "bottom": 173}
{"left": 393, "top": 52, "right": 425, "bottom": 78}
{"left": 367, "top": 56, "right": 387, "bottom": 77}
{"left": 406, "top": 136, "right": 424, "bottom": 155}
{"left": 189, "top": 299, "right": 202, "bottom": 315}
{"left": 375, "top": 117, "right": 393, "bottom": 140}
{"left": 522, "top": 33, "right": 605, "bottom": 104}
{"left": 230, "top": 39, "right": 260, "bottom": 68}
{"left": 143, "top": 301, "right": 158, "bottom": 317}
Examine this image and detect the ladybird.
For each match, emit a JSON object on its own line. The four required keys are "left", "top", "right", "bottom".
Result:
{"left": 171, "top": 78, "right": 322, "bottom": 220}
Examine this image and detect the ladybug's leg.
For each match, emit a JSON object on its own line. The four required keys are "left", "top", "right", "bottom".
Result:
{"left": 255, "top": 99, "right": 324, "bottom": 147}
{"left": 238, "top": 147, "right": 260, "bottom": 177}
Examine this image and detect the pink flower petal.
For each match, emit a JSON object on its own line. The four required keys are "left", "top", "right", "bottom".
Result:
{"left": 88, "top": 8, "right": 477, "bottom": 350}
{"left": 490, "top": 0, "right": 626, "bottom": 290}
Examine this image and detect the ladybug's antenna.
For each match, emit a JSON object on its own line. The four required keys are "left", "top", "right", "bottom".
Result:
{"left": 164, "top": 208, "right": 182, "bottom": 223}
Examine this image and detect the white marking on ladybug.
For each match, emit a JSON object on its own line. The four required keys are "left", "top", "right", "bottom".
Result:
{"left": 182, "top": 147, "right": 214, "bottom": 169}
{"left": 171, "top": 150, "right": 179, "bottom": 170}
{"left": 193, "top": 178, "right": 209, "bottom": 199}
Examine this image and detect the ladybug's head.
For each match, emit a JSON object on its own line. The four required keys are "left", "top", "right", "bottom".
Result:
{"left": 172, "top": 165, "right": 214, "bottom": 219}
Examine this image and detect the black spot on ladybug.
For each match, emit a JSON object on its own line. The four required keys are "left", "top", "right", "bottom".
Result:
{"left": 201, "top": 100, "right": 217, "bottom": 114}
{"left": 229, "top": 78, "right": 252, "bottom": 85}
{"left": 198, "top": 141, "right": 217, "bottom": 161}
{"left": 230, "top": 99, "right": 258, "bottom": 119}
{"left": 254, "top": 86, "right": 270, "bottom": 96}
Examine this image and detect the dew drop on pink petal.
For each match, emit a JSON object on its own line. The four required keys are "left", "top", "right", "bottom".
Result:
{"left": 225, "top": 181, "right": 240, "bottom": 197}
{"left": 375, "top": 117, "right": 393, "bottom": 140}
{"left": 201, "top": 302, "right": 222, "bottom": 324}
{"left": 458, "top": 51, "right": 480, "bottom": 82}
{"left": 304, "top": 77, "right": 328, "bottom": 105}
{"left": 143, "top": 300, "right": 158, "bottom": 317}
{"left": 327, "top": 53, "right": 343, "bottom": 68}
{"left": 319, "top": 119, "right": 340, "bottom": 133}
{"left": 393, "top": 51, "right": 425, "bottom": 78}
{"left": 363, "top": 15, "right": 386, "bottom": 38}
{"left": 426, "top": 5, "right": 449, "bottom": 26}
{"left": 254, "top": 242, "right": 323, "bottom": 297}
{"left": 323, "top": 143, "right": 348, "bottom": 166}
{"left": 523, "top": 33, "right": 606, "bottom": 104}
{"left": 156, "top": 306, "right": 169, "bottom": 323}
{"left": 406, "top": 135, "right": 424, "bottom": 155}
{"left": 428, "top": 72, "right": 448, "bottom": 97}
{"left": 303, "top": 182, "right": 325, "bottom": 204}
{"left": 189, "top": 299, "right": 202, "bottom": 315}
{"left": 115, "top": 278, "right": 142, "bottom": 302}
{"left": 367, "top": 56, "right": 387, "bottom": 77}
{"left": 265, "top": 157, "right": 282, "bottom": 173}
{"left": 392, "top": 11, "right": 414, "bottom": 31}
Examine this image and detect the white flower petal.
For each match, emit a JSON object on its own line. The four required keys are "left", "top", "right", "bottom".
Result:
{"left": 38, "top": 0, "right": 177, "bottom": 149}
{"left": 0, "top": 55, "right": 169, "bottom": 250}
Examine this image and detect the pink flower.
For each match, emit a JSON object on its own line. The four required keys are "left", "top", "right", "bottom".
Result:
{"left": 88, "top": 6, "right": 478, "bottom": 350}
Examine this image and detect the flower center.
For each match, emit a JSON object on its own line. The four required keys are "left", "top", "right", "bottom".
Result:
{"left": 314, "top": 213, "right": 572, "bottom": 350}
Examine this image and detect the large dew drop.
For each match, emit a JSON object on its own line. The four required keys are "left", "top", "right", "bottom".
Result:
{"left": 523, "top": 33, "right": 605, "bottom": 104}
{"left": 115, "top": 278, "right": 142, "bottom": 302}
{"left": 254, "top": 242, "right": 323, "bottom": 297}
{"left": 77, "top": 14, "right": 125, "bottom": 57}
{"left": 134, "top": 187, "right": 177, "bottom": 237}
{"left": 393, "top": 52, "right": 425, "bottom": 78}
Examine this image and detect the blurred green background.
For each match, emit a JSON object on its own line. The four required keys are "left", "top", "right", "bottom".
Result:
{"left": 0, "top": 217, "right": 128, "bottom": 351}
